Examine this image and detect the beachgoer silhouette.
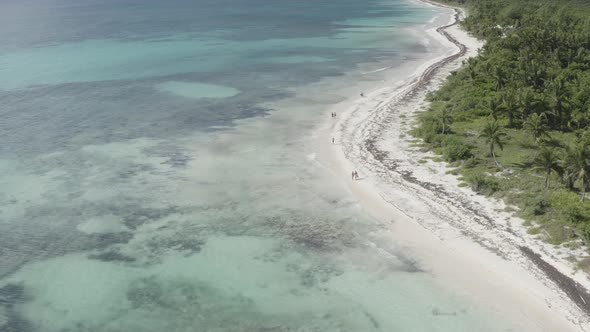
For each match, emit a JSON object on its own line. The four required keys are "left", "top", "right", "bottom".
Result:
{"left": 360, "top": 92, "right": 364, "bottom": 97}
{"left": 352, "top": 171, "right": 355, "bottom": 180}
{"left": 332, "top": 137, "right": 335, "bottom": 144}
{"left": 354, "top": 171, "right": 359, "bottom": 179}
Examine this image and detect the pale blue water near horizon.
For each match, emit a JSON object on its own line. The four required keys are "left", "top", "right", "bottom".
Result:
{"left": 0, "top": 0, "right": 510, "bottom": 331}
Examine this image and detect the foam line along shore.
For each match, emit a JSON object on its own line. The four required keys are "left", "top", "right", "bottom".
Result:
{"left": 317, "top": 0, "right": 590, "bottom": 330}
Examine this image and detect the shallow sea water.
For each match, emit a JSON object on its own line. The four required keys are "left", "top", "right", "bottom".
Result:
{"left": 0, "top": 0, "right": 510, "bottom": 331}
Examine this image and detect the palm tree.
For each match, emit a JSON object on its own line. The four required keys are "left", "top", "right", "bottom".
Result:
{"left": 548, "top": 77, "right": 569, "bottom": 131}
{"left": 523, "top": 113, "right": 551, "bottom": 144}
{"left": 479, "top": 119, "right": 507, "bottom": 170}
{"left": 569, "top": 108, "right": 590, "bottom": 130}
{"left": 568, "top": 80, "right": 590, "bottom": 129}
{"left": 564, "top": 141, "right": 590, "bottom": 201}
{"left": 525, "top": 59, "right": 544, "bottom": 88}
{"left": 500, "top": 91, "right": 519, "bottom": 128}
{"left": 492, "top": 66, "right": 506, "bottom": 92}
{"left": 517, "top": 87, "right": 538, "bottom": 120}
{"left": 533, "top": 147, "right": 562, "bottom": 190}
{"left": 440, "top": 107, "right": 453, "bottom": 135}
{"left": 487, "top": 98, "right": 501, "bottom": 121}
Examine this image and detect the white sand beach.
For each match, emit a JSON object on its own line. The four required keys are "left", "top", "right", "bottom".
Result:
{"left": 316, "top": 1, "right": 590, "bottom": 331}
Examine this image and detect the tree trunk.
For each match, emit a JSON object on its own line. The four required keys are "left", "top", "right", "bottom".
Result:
{"left": 557, "top": 101, "right": 563, "bottom": 131}
{"left": 566, "top": 176, "right": 575, "bottom": 190}
{"left": 559, "top": 107, "right": 563, "bottom": 131}
{"left": 491, "top": 147, "right": 503, "bottom": 170}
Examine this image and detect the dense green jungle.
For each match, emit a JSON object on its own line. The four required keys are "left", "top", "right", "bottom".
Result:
{"left": 415, "top": 0, "right": 590, "bottom": 265}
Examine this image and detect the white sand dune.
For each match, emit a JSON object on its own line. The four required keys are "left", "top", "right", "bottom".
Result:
{"left": 316, "top": 1, "right": 590, "bottom": 331}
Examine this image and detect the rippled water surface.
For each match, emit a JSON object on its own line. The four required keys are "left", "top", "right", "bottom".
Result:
{"left": 0, "top": 0, "right": 506, "bottom": 330}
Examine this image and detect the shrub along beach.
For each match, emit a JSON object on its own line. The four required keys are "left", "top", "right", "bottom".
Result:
{"left": 331, "top": 0, "right": 590, "bottom": 328}
{"left": 416, "top": 0, "right": 590, "bottom": 263}
{"left": 3, "top": 0, "right": 590, "bottom": 329}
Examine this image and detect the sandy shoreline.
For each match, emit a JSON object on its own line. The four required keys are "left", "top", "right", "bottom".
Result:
{"left": 315, "top": 1, "right": 590, "bottom": 330}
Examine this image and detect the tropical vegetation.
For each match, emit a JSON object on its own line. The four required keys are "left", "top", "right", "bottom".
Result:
{"left": 414, "top": 0, "right": 590, "bottom": 255}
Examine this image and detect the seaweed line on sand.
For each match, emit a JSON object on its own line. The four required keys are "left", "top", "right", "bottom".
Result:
{"left": 338, "top": 0, "right": 590, "bottom": 323}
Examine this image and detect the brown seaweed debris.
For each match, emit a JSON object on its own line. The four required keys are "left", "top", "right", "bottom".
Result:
{"left": 520, "top": 246, "right": 590, "bottom": 316}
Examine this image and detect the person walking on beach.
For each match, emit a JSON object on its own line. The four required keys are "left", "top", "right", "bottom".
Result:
{"left": 352, "top": 171, "right": 355, "bottom": 180}
{"left": 354, "top": 171, "right": 359, "bottom": 180}
{"left": 332, "top": 137, "right": 335, "bottom": 144}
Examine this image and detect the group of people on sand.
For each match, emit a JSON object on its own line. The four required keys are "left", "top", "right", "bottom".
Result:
{"left": 329, "top": 111, "right": 359, "bottom": 180}
{"left": 331, "top": 112, "right": 337, "bottom": 144}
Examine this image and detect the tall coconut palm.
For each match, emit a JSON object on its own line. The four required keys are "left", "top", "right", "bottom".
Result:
{"left": 564, "top": 141, "right": 590, "bottom": 201}
{"left": 533, "top": 147, "right": 562, "bottom": 190}
{"left": 526, "top": 59, "right": 544, "bottom": 88}
{"left": 548, "top": 76, "right": 569, "bottom": 131}
{"left": 487, "top": 98, "right": 501, "bottom": 121}
{"left": 492, "top": 66, "right": 506, "bottom": 92}
{"left": 523, "top": 113, "right": 551, "bottom": 144}
{"left": 517, "top": 87, "right": 538, "bottom": 120}
{"left": 500, "top": 91, "right": 519, "bottom": 128}
{"left": 568, "top": 80, "right": 590, "bottom": 129}
{"left": 479, "top": 119, "right": 507, "bottom": 170}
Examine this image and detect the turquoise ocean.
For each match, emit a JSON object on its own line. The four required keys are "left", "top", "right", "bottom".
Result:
{"left": 0, "top": 0, "right": 508, "bottom": 331}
